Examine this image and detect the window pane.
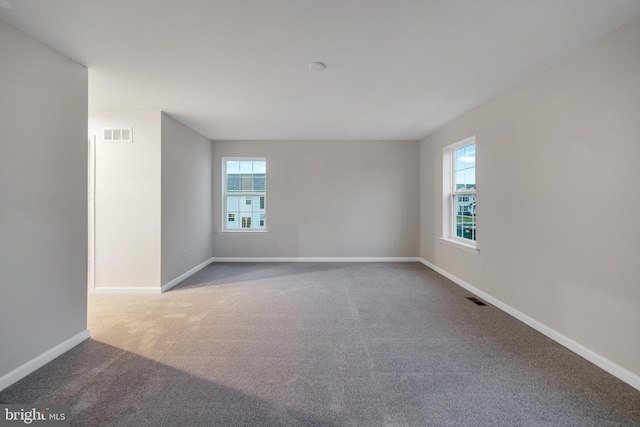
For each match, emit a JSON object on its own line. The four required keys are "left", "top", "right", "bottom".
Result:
{"left": 253, "top": 160, "right": 266, "bottom": 174}
{"left": 455, "top": 147, "right": 466, "bottom": 171}
{"left": 454, "top": 194, "right": 475, "bottom": 216}
{"left": 253, "top": 175, "right": 265, "bottom": 192}
{"left": 465, "top": 167, "right": 476, "bottom": 190}
{"left": 226, "top": 161, "right": 240, "bottom": 192}
{"left": 252, "top": 196, "right": 263, "bottom": 210}
{"left": 241, "top": 174, "right": 253, "bottom": 192}
{"left": 252, "top": 212, "right": 265, "bottom": 229}
{"left": 461, "top": 216, "right": 476, "bottom": 240}
{"left": 455, "top": 216, "right": 464, "bottom": 238}
{"left": 226, "top": 196, "right": 240, "bottom": 211}
{"left": 226, "top": 212, "right": 239, "bottom": 229}
{"left": 239, "top": 198, "right": 252, "bottom": 213}
{"left": 455, "top": 215, "right": 476, "bottom": 241}
{"left": 226, "top": 161, "right": 240, "bottom": 175}
{"left": 239, "top": 161, "right": 253, "bottom": 174}
{"left": 227, "top": 195, "right": 266, "bottom": 229}
{"left": 456, "top": 171, "right": 465, "bottom": 191}
{"left": 227, "top": 175, "right": 240, "bottom": 192}
{"left": 464, "top": 144, "right": 476, "bottom": 168}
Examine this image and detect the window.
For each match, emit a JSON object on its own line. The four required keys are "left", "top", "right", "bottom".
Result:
{"left": 223, "top": 158, "right": 266, "bottom": 231}
{"left": 443, "top": 137, "right": 476, "bottom": 247}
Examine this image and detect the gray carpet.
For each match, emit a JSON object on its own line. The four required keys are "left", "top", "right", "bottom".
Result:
{"left": 1, "top": 262, "right": 639, "bottom": 426}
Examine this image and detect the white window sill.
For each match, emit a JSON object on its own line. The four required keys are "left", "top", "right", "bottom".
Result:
{"left": 217, "top": 230, "right": 271, "bottom": 236}
{"left": 439, "top": 237, "right": 480, "bottom": 254}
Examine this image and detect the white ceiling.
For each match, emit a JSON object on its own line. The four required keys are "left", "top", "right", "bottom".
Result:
{"left": 2, "top": 1, "right": 640, "bottom": 140}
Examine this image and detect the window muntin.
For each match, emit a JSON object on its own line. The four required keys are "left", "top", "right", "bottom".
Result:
{"left": 223, "top": 158, "right": 266, "bottom": 231}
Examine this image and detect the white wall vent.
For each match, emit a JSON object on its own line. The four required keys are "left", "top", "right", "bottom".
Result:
{"left": 102, "top": 128, "right": 133, "bottom": 142}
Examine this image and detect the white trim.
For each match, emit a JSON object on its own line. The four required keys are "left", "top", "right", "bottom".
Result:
{"left": 217, "top": 230, "right": 271, "bottom": 236}
{"left": 439, "top": 237, "right": 480, "bottom": 253}
{"left": 447, "top": 135, "right": 476, "bottom": 151}
{"left": 92, "top": 258, "right": 216, "bottom": 294}
{"left": 0, "top": 330, "right": 90, "bottom": 392}
{"left": 87, "top": 136, "right": 96, "bottom": 294}
{"left": 418, "top": 258, "right": 640, "bottom": 391}
{"left": 221, "top": 156, "right": 266, "bottom": 161}
{"left": 222, "top": 157, "right": 267, "bottom": 232}
{"left": 212, "top": 257, "right": 420, "bottom": 263}
{"left": 161, "top": 257, "right": 214, "bottom": 292}
{"left": 443, "top": 135, "right": 477, "bottom": 247}
{"left": 93, "top": 287, "right": 161, "bottom": 294}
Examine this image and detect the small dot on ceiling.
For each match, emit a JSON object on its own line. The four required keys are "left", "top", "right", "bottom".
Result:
{"left": 309, "top": 62, "right": 326, "bottom": 71}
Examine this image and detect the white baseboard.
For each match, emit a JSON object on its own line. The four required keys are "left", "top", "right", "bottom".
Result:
{"left": 93, "top": 287, "right": 161, "bottom": 294}
{"left": 0, "top": 329, "right": 90, "bottom": 392}
{"left": 211, "top": 257, "right": 420, "bottom": 263}
{"left": 418, "top": 258, "right": 640, "bottom": 392}
{"left": 161, "top": 257, "right": 215, "bottom": 293}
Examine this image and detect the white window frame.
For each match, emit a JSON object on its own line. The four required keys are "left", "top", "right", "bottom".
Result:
{"left": 221, "top": 157, "right": 268, "bottom": 234}
{"left": 441, "top": 136, "right": 478, "bottom": 252}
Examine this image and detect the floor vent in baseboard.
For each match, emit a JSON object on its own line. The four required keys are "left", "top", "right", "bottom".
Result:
{"left": 466, "top": 297, "right": 487, "bottom": 306}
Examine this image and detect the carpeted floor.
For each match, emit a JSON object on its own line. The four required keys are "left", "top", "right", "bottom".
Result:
{"left": 1, "top": 262, "right": 639, "bottom": 426}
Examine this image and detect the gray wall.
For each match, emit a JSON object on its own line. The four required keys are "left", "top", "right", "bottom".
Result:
{"left": 161, "top": 113, "right": 213, "bottom": 285}
{"left": 420, "top": 17, "right": 640, "bottom": 378}
{"left": 212, "top": 140, "right": 419, "bottom": 258}
{"left": 0, "top": 21, "right": 88, "bottom": 377}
